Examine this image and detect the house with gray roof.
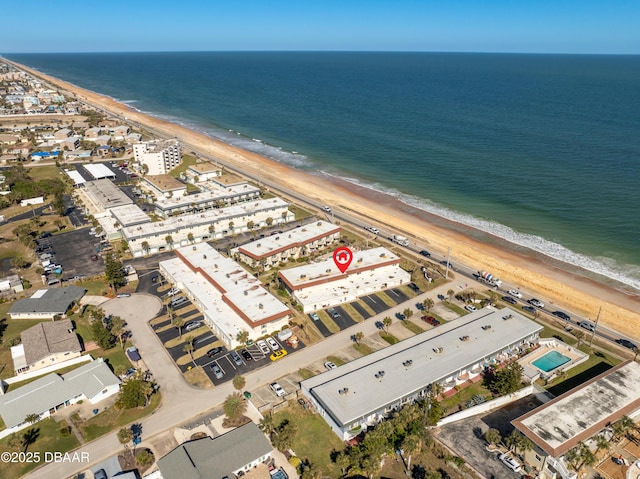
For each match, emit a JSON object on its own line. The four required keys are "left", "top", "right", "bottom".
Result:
{"left": 8, "top": 286, "right": 86, "bottom": 320}
{"left": 11, "top": 319, "right": 82, "bottom": 374}
{"left": 157, "top": 422, "right": 273, "bottom": 479}
{"left": 0, "top": 358, "right": 120, "bottom": 438}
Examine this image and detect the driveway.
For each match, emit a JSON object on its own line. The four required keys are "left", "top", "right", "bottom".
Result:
{"left": 384, "top": 288, "right": 410, "bottom": 304}
{"left": 362, "top": 294, "right": 389, "bottom": 314}
{"left": 350, "top": 301, "right": 371, "bottom": 319}
{"left": 330, "top": 306, "right": 357, "bottom": 330}
{"left": 309, "top": 314, "right": 333, "bottom": 337}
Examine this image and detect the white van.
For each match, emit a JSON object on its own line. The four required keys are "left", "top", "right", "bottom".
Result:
{"left": 499, "top": 453, "right": 521, "bottom": 472}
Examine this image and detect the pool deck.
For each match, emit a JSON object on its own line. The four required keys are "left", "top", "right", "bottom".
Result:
{"left": 518, "top": 338, "right": 588, "bottom": 382}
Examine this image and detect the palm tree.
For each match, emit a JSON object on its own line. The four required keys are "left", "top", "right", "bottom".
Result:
{"left": 24, "top": 413, "right": 40, "bottom": 425}
{"left": 172, "top": 316, "right": 184, "bottom": 338}
{"left": 505, "top": 430, "right": 521, "bottom": 453}
{"left": 228, "top": 221, "right": 235, "bottom": 233}
{"left": 236, "top": 330, "right": 249, "bottom": 346}
{"left": 423, "top": 298, "right": 434, "bottom": 312}
{"left": 165, "top": 235, "right": 173, "bottom": 250}
{"left": 187, "top": 232, "right": 194, "bottom": 244}
{"left": 223, "top": 392, "right": 247, "bottom": 420}
{"left": 572, "top": 330, "right": 585, "bottom": 348}
{"left": 247, "top": 220, "right": 255, "bottom": 231}
{"left": 401, "top": 434, "right": 421, "bottom": 473}
{"left": 208, "top": 224, "right": 215, "bottom": 238}
{"left": 382, "top": 316, "right": 392, "bottom": 332}
{"left": 447, "top": 289, "right": 455, "bottom": 302}
{"left": 334, "top": 450, "right": 351, "bottom": 477}
{"left": 183, "top": 336, "right": 196, "bottom": 364}
{"left": 266, "top": 217, "right": 274, "bottom": 226}
{"left": 117, "top": 427, "right": 132, "bottom": 453}
{"left": 141, "top": 241, "right": 150, "bottom": 255}
{"left": 258, "top": 413, "right": 275, "bottom": 440}
{"left": 232, "top": 375, "right": 246, "bottom": 391}
{"left": 110, "top": 316, "right": 127, "bottom": 349}
{"left": 484, "top": 428, "right": 502, "bottom": 447}
{"left": 354, "top": 331, "right": 364, "bottom": 345}
{"left": 594, "top": 434, "right": 610, "bottom": 455}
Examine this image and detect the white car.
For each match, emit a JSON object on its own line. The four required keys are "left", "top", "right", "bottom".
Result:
{"left": 464, "top": 305, "right": 477, "bottom": 312}
{"left": 257, "top": 340, "right": 270, "bottom": 355}
{"left": 365, "top": 226, "right": 379, "bottom": 235}
{"left": 324, "top": 361, "right": 337, "bottom": 370}
{"left": 266, "top": 337, "right": 281, "bottom": 351}
{"left": 508, "top": 289, "right": 523, "bottom": 299}
{"left": 270, "top": 382, "right": 286, "bottom": 397}
{"left": 167, "top": 288, "right": 180, "bottom": 297}
{"left": 498, "top": 453, "right": 521, "bottom": 472}
{"left": 528, "top": 298, "right": 545, "bottom": 308}
{"left": 321, "top": 205, "right": 331, "bottom": 213}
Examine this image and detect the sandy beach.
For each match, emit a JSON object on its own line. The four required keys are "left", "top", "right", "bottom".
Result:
{"left": 9, "top": 60, "right": 640, "bottom": 340}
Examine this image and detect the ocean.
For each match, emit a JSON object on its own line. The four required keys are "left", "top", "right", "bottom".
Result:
{"left": 5, "top": 52, "right": 640, "bottom": 290}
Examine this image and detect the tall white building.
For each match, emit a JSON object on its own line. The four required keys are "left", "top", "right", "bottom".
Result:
{"left": 133, "top": 140, "right": 182, "bottom": 175}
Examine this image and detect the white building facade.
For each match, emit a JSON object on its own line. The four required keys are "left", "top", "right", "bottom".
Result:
{"left": 133, "top": 139, "right": 181, "bottom": 175}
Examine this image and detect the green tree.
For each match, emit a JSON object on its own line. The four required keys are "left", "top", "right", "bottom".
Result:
{"left": 52, "top": 191, "right": 65, "bottom": 215}
{"left": 247, "top": 220, "right": 255, "bottom": 231}
{"left": 109, "top": 316, "right": 127, "bottom": 349}
{"left": 403, "top": 308, "right": 414, "bottom": 319}
{"left": 116, "top": 378, "right": 150, "bottom": 409}
{"left": 382, "top": 316, "right": 392, "bottom": 332}
{"left": 233, "top": 375, "right": 246, "bottom": 391}
{"left": 24, "top": 413, "right": 40, "bottom": 425}
{"left": 117, "top": 427, "right": 132, "bottom": 452}
{"left": 91, "top": 319, "right": 115, "bottom": 349}
{"left": 223, "top": 392, "right": 247, "bottom": 420}
{"left": 334, "top": 450, "right": 351, "bottom": 477}
{"left": 165, "top": 235, "right": 174, "bottom": 249}
{"left": 183, "top": 336, "right": 196, "bottom": 363}
{"left": 136, "top": 449, "right": 154, "bottom": 466}
{"left": 484, "top": 362, "right": 523, "bottom": 396}
{"left": 172, "top": 316, "right": 184, "bottom": 338}
{"left": 272, "top": 420, "right": 298, "bottom": 451}
{"left": 104, "top": 252, "right": 126, "bottom": 292}
{"left": 354, "top": 331, "right": 364, "bottom": 345}
{"left": 187, "top": 232, "right": 194, "bottom": 243}
{"left": 594, "top": 434, "right": 610, "bottom": 455}
{"left": 401, "top": 434, "right": 421, "bottom": 473}
{"left": 141, "top": 241, "right": 150, "bottom": 255}
{"left": 259, "top": 413, "right": 275, "bottom": 440}
{"left": 484, "top": 428, "right": 502, "bottom": 446}
{"left": 236, "top": 330, "right": 249, "bottom": 346}
{"left": 266, "top": 217, "right": 274, "bottom": 226}
{"left": 447, "top": 289, "right": 455, "bottom": 302}
{"left": 422, "top": 298, "right": 434, "bottom": 312}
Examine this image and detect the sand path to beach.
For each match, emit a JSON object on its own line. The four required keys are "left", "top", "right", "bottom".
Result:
{"left": 9, "top": 60, "right": 639, "bottom": 340}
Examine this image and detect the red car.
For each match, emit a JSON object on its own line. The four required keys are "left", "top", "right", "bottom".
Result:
{"left": 421, "top": 316, "right": 440, "bottom": 326}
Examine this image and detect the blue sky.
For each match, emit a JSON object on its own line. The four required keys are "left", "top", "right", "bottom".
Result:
{"left": 3, "top": 0, "right": 639, "bottom": 54}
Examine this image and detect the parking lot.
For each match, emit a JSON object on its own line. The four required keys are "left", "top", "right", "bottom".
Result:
{"left": 37, "top": 228, "right": 106, "bottom": 282}
{"left": 143, "top": 276, "right": 307, "bottom": 386}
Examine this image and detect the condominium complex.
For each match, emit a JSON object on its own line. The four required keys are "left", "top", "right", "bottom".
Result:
{"left": 133, "top": 139, "right": 181, "bottom": 175}
{"left": 301, "top": 307, "right": 542, "bottom": 440}
{"left": 159, "top": 244, "right": 291, "bottom": 348}
{"left": 123, "top": 197, "right": 293, "bottom": 257}
{"left": 232, "top": 220, "right": 341, "bottom": 270}
{"left": 278, "top": 246, "right": 410, "bottom": 313}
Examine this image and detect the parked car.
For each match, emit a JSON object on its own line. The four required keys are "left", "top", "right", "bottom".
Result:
{"left": 171, "top": 296, "right": 188, "bottom": 307}
{"left": 94, "top": 469, "right": 107, "bottom": 479}
{"left": 522, "top": 305, "right": 536, "bottom": 314}
{"left": 309, "top": 312, "right": 320, "bottom": 321}
{"left": 327, "top": 307, "right": 340, "bottom": 319}
{"left": 240, "top": 349, "right": 253, "bottom": 361}
{"left": 266, "top": 337, "right": 281, "bottom": 351}
{"left": 578, "top": 321, "right": 596, "bottom": 332}
{"left": 507, "top": 289, "right": 523, "bottom": 299}
{"left": 210, "top": 363, "right": 224, "bottom": 379}
{"left": 528, "top": 298, "right": 545, "bottom": 308}
{"left": 167, "top": 288, "right": 180, "bottom": 296}
{"left": 422, "top": 316, "right": 440, "bottom": 326}
{"left": 498, "top": 453, "right": 521, "bottom": 472}
{"left": 408, "top": 282, "right": 420, "bottom": 293}
{"left": 229, "top": 350, "right": 244, "bottom": 366}
{"left": 270, "top": 382, "right": 286, "bottom": 397}
{"left": 184, "top": 321, "right": 202, "bottom": 332}
{"left": 126, "top": 347, "right": 141, "bottom": 362}
{"left": 324, "top": 361, "right": 337, "bottom": 370}
{"left": 502, "top": 295, "right": 518, "bottom": 305}
{"left": 552, "top": 310, "right": 571, "bottom": 321}
{"left": 270, "top": 349, "right": 288, "bottom": 361}
{"left": 206, "top": 347, "right": 224, "bottom": 357}
{"left": 257, "top": 340, "right": 271, "bottom": 355}
{"left": 464, "top": 305, "right": 477, "bottom": 312}
{"left": 616, "top": 338, "right": 638, "bottom": 350}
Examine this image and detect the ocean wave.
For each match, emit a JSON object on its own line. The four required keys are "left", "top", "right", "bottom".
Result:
{"left": 330, "top": 174, "right": 640, "bottom": 291}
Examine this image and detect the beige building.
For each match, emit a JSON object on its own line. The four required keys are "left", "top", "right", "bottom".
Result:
{"left": 141, "top": 175, "right": 188, "bottom": 199}
{"left": 187, "top": 161, "right": 222, "bottom": 182}
{"left": 134, "top": 139, "right": 181, "bottom": 175}
{"left": 11, "top": 319, "right": 82, "bottom": 375}
{"left": 233, "top": 220, "right": 341, "bottom": 270}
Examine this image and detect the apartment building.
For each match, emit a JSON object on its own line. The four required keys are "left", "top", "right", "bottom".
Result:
{"left": 133, "top": 139, "right": 181, "bottom": 175}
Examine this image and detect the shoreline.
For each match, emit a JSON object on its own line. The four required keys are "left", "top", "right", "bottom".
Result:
{"left": 6, "top": 59, "right": 640, "bottom": 339}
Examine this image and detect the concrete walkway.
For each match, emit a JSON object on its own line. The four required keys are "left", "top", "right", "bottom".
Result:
{"left": 26, "top": 280, "right": 467, "bottom": 479}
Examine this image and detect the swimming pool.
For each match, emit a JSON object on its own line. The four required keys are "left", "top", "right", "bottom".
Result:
{"left": 532, "top": 350, "right": 571, "bottom": 372}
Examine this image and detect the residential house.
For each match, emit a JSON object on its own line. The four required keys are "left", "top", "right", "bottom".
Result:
{"left": 8, "top": 286, "right": 86, "bottom": 320}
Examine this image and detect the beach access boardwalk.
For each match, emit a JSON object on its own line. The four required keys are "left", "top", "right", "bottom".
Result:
{"left": 24, "top": 280, "right": 468, "bottom": 479}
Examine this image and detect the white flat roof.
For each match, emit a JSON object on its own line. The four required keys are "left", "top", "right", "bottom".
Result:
{"left": 152, "top": 182, "right": 260, "bottom": 210}
{"left": 302, "top": 308, "right": 542, "bottom": 427}
{"left": 237, "top": 221, "right": 340, "bottom": 259}
{"left": 83, "top": 179, "right": 132, "bottom": 209}
{"left": 110, "top": 204, "right": 151, "bottom": 227}
{"left": 122, "top": 198, "right": 289, "bottom": 240}
{"left": 166, "top": 243, "right": 290, "bottom": 325}
{"left": 279, "top": 246, "right": 401, "bottom": 289}
{"left": 513, "top": 361, "right": 640, "bottom": 457}
{"left": 84, "top": 163, "right": 116, "bottom": 179}
{"left": 64, "top": 169, "right": 86, "bottom": 186}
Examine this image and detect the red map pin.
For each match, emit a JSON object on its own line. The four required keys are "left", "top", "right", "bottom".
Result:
{"left": 333, "top": 247, "right": 353, "bottom": 274}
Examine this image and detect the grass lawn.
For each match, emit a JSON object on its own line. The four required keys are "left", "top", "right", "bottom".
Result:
{"left": 401, "top": 319, "right": 425, "bottom": 335}
{"left": 81, "top": 392, "right": 161, "bottom": 441}
{"left": 543, "top": 347, "right": 620, "bottom": 397}
{"left": 28, "top": 164, "right": 61, "bottom": 180}
{"left": 441, "top": 301, "right": 467, "bottom": 317}
{"left": 353, "top": 342, "right": 375, "bottom": 356}
{"left": 0, "top": 417, "right": 80, "bottom": 479}
{"left": 184, "top": 366, "right": 213, "bottom": 389}
{"left": 94, "top": 346, "right": 132, "bottom": 373}
{"left": 379, "top": 331, "right": 399, "bottom": 345}
{"left": 272, "top": 406, "right": 344, "bottom": 477}
{"left": 538, "top": 324, "right": 578, "bottom": 346}
{"left": 439, "top": 381, "right": 493, "bottom": 417}
{"left": 289, "top": 205, "right": 313, "bottom": 221}
{"left": 375, "top": 292, "right": 397, "bottom": 308}
{"left": 168, "top": 154, "right": 197, "bottom": 178}
{"left": 76, "top": 278, "right": 109, "bottom": 295}
{"left": 298, "top": 368, "right": 315, "bottom": 380}
{"left": 326, "top": 355, "right": 346, "bottom": 366}
{"left": 338, "top": 302, "right": 365, "bottom": 322}
{"left": 317, "top": 311, "right": 340, "bottom": 335}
